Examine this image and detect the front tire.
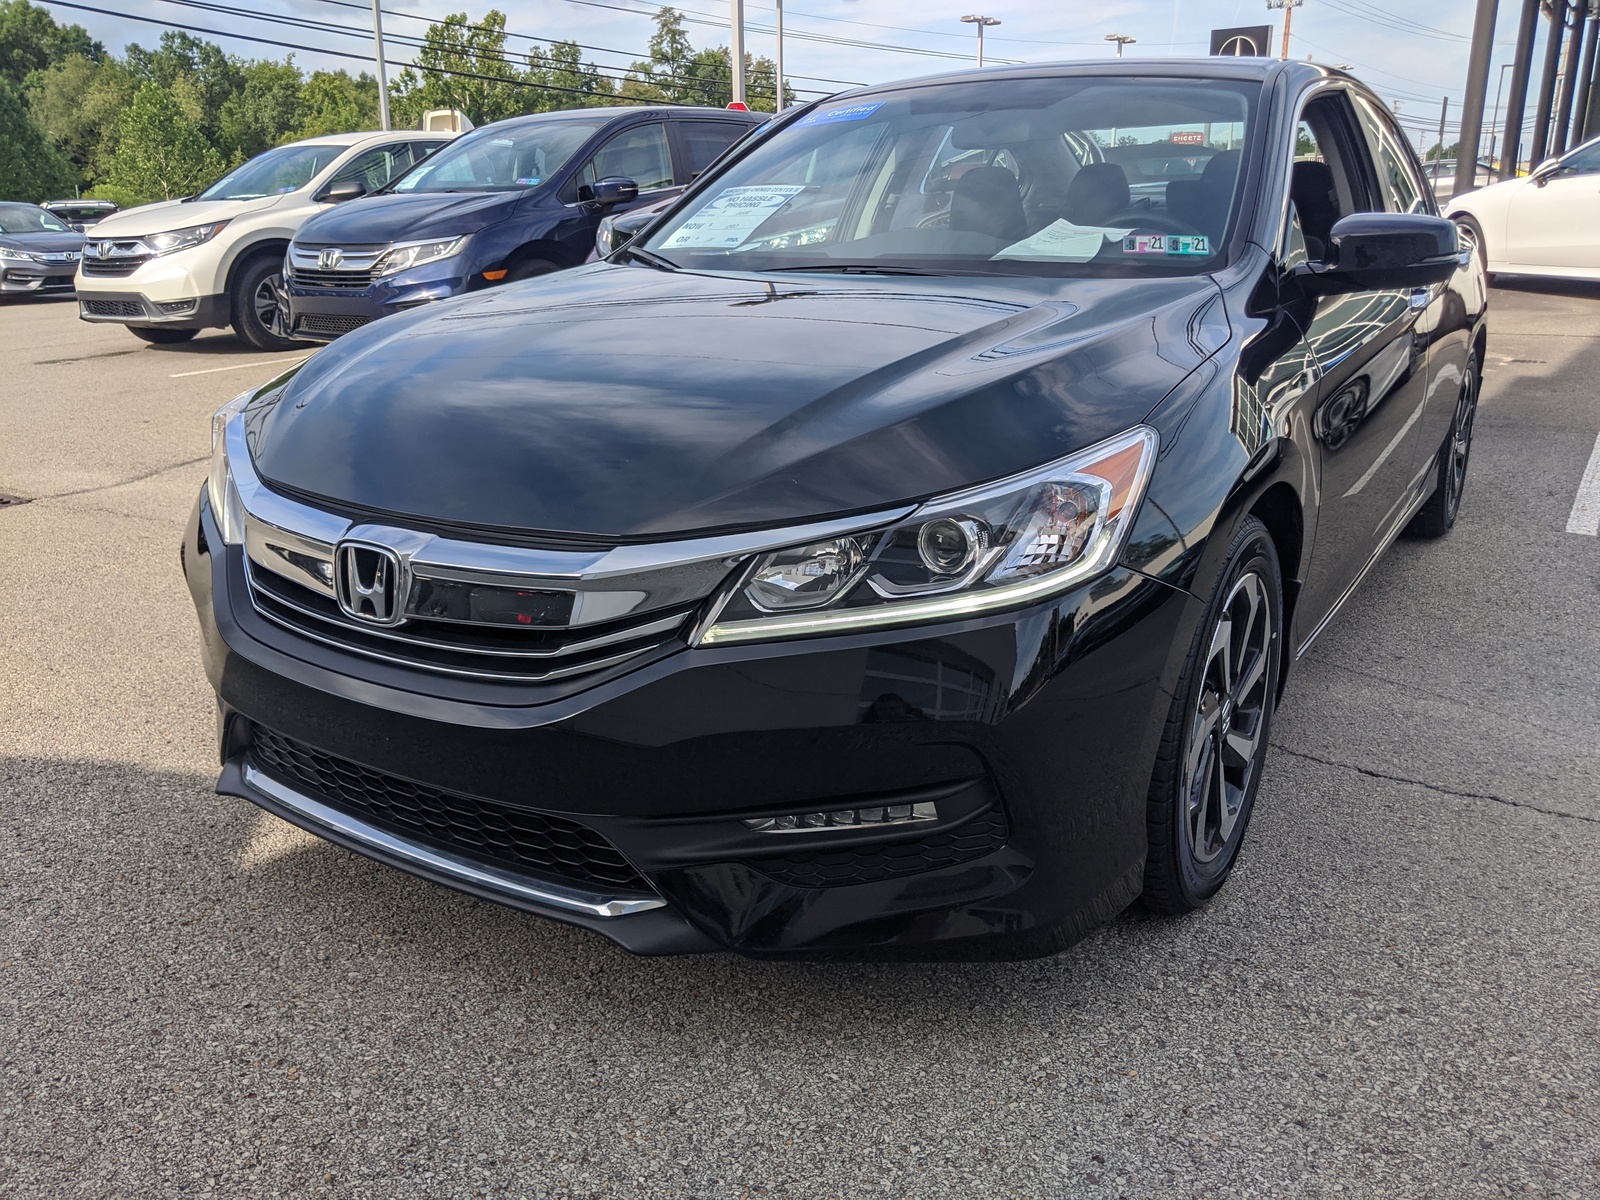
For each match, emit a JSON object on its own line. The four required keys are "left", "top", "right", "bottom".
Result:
{"left": 1454, "top": 213, "right": 1490, "bottom": 281}
{"left": 504, "top": 257, "right": 558, "bottom": 283}
{"left": 129, "top": 326, "right": 198, "bottom": 345}
{"left": 1143, "top": 516, "right": 1283, "bottom": 914}
{"left": 230, "top": 254, "right": 305, "bottom": 351}
{"left": 1405, "top": 349, "right": 1480, "bottom": 538}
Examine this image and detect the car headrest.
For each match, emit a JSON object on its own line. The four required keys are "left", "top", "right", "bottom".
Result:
{"left": 949, "top": 165, "right": 1028, "bottom": 242}
{"left": 1064, "top": 163, "right": 1131, "bottom": 226}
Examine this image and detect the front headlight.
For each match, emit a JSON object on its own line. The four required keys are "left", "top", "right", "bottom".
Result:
{"left": 206, "top": 391, "right": 251, "bottom": 545}
{"left": 0, "top": 246, "right": 43, "bottom": 262}
{"left": 375, "top": 236, "right": 467, "bottom": 277}
{"left": 697, "top": 425, "right": 1159, "bottom": 645}
{"left": 146, "top": 222, "right": 229, "bottom": 256}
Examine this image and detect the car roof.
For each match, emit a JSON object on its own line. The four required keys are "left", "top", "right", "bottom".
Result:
{"left": 477, "top": 105, "right": 766, "bottom": 134}
{"left": 285, "top": 130, "right": 457, "bottom": 149}
{"left": 830, "top": 57, "right": 1330, "bottom": 99}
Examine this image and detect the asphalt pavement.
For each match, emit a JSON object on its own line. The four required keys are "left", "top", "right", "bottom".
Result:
{"left": 2, "top": 286, "right": 1598, "bottom": 1199}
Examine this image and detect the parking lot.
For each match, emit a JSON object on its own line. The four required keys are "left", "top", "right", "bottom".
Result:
{"left": 1, "top": 283, "right": 1597, "bottom": 1198}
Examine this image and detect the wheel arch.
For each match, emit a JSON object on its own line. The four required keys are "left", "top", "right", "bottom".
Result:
{"left": 500, "top": 239, "right": 570, "bottom": 275}
{"left": 223, "top": 237, "right": 291, "bottom": 296}
{"left": 1245, "top": 481, "right": 1304, "bottom": 697}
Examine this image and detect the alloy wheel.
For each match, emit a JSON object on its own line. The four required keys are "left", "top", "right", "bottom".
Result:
{"left": 254, "top": 272, "right": 288, "bottom": 339}
{"left": 1183, "top": 570, "right": 1274, "bottom": 864}
{"left": 1443, "top": 359, "right": 1479, "bottom": 523}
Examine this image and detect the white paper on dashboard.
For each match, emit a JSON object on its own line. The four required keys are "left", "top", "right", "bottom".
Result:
{"left": 991, "top": 219, "right": 1133, "bottom": 262}
{"left": 659, "top": 185, "right": 807, "bottom": 249}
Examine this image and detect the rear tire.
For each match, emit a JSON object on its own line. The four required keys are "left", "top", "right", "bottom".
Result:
{"left": 1404, "top": 349, "right": 1479, "bottom": 538}
{"left": 1142, "top": 515, "right": 1283, "bottom": 914}
{"left": 129, "top": 326, "right": 198, "bottom": 345}
{"left": 230, "top": 254, "right": 306, "bottom": 351}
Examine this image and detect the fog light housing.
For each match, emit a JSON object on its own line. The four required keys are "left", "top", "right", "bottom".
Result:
{"left": 742, "top": 801, "right": 937, "bottom": 833}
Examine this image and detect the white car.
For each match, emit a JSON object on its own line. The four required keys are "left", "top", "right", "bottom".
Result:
{"left": 1446, "top": 134, "right": 1600, "bottom": 282}
{"left": 75, "top": 130, "right": 453, "bottom": 348}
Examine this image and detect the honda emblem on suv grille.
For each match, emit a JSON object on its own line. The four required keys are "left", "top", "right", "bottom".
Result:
{"left": 318, "top": 248, "right": 344, "bottom": 270}
{"left": 335, "top": 542, "right": 406, "bottom": 625}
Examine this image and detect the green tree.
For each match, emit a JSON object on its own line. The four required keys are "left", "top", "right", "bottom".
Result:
{"left": 525, "top": 40, "right": 615, "bottom": 111}
{"left": 0, "top": 0, "right": 98, "bottom": 87}
{"left": 295, "top": 69, "right": 379, "bottom": 138}
{"left": 390, "top": 11, "right": 529, "bottom": 127}
{"left": 217, "top": 57, "right": 304, "bottom": 161}
{"left": 623, "top": 9, "right": 790, "bottom": 111}
{"left": 26, "top": 53, "right": 136, "bottom": 184}
{"left": 0, "top": 78, "right": 76, "bottom": 199}
{"left": 125, "top": 31, "right": 241, "bottom": 146}
{"left": 103, "top": 80, "right": 225, "bottom": 203}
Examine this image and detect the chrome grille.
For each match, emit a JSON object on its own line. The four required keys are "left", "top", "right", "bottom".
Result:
{"left": 246, "top": 559, "right": 692, "bottom": 682}
{"left": 290, "top": 267, "right": 379, "bottom": 289}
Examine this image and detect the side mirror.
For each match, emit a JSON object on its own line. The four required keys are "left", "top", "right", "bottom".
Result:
{"left": 1294, "top": 212, "right": 1464, "bottom": 295}
{"left": 1531, "top": 157, "right": 1561, "bottom": 185}
{"left": 318, "top": 178, "right": 368, "bottom": 204}
{"left": 577, "top": 177, "right": 639, "bottom": 208}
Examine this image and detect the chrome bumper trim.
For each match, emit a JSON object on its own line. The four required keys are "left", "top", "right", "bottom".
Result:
{"left": 242, "top": 763, "right": 667, "bottom": 918}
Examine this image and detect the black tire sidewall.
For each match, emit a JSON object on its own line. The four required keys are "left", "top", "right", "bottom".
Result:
{"left": 504, "top": 257, "right": 557, "bottom": 283}
{"left": 1170, "top": 519, "right": 1284, "bottom": 906}
{"left": 231, "top": 255, "right": 301, "bottom": 351}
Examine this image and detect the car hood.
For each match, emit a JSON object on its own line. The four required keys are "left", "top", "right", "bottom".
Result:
{"left": 252, "top": 263, "right": 1228, "bottom": 540}
{"left": 89, "top": 194, "right": 285, "bottom": 236}
{"left": 293, "top": 190, "right": 522, "bottom": 246}
{"left": 1, "top": 230, "right": 84, "bottom": 253}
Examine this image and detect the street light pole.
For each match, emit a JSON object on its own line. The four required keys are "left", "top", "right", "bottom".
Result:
{"left": 371, "top": 0, "right": 390, "bottom": 131}
{"left": 774, "top": 0, "right": 784, "bottom": 111}
{"left": 961, "top": 14, "right": 1001, "bottom": 67}
{"left": 729, "top": 0, "right": 746, "bottom": 108}
{"left": 1265, "top": 0, "right": 1304, "bottom": 60}
{"left": 1105, "top": 33, "right": 1137, "bottom": 57}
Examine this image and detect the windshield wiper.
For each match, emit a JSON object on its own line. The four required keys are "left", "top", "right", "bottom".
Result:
{"left": 622, "top": 245, "right": 679, "bottom": 272}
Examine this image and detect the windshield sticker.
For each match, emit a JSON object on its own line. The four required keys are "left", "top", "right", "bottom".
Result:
{"left": 793, "top": 101, "right": 885, "bottom": 128}
{"left": 659, "top": 184, "right": 807, "bottom": 248}
{"left": 992, "top": 219, "right": 1133, "bottom": 263}
{"left": 516, "top": 177, "right": 542, "bottom": 186}
{"left": 1123, "top": 233, "right": 1211, "bottom": 255}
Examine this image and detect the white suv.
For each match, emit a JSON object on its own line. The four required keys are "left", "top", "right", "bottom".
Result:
{"left": 75, "top": 130, "right": 453, "bottom": 349}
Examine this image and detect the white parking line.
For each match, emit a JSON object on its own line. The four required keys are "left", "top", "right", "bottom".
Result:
{"left": 1567, "top": 432, "right": 1600, "bottom": 536}
{"left": 169, "top": 357, "right": 307, "bottom": 379}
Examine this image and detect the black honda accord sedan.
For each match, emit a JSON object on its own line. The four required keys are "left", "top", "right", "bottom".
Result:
{"left": 184, "top": 59, "right": 1485, "bottom": 959}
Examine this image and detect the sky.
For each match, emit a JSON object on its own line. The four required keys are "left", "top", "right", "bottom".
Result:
{"left": 40, "top": 0, "right": 1552, "bottom": 151}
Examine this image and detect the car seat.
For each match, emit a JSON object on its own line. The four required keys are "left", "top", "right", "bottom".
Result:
{"left": 948, "top": 165, "right": 1029, "bottom": 242}
{"left": 1063, "top": 163, "right": 1131, "bottom": 226}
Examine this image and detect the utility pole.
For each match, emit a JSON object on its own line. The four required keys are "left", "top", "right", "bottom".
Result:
{"left": 729, "top": 0, "right": 746, "bottom": 108}
{"left": 372, "top": 0, "right": 390, "bottom": 131}
{"left": 774, "top": 0, "right": 784, "bottom": 111}
{"left": 1105, "top": 33, "right": 1137, "bottom": 56}
{"left": 1452, "top": 0, "right": 1499, "bottom": 200}
{"left": 1266, "top": 0, "right": 1304, "bottom": 60}
{"left": 1432, "top": 97, "right": 1448, "bottom": 186}
{"left": 1487, "top": 62, "right": 1513, "bottom": 170}
{"left": 961, "top": 14, "right": 1001, "bottom": 67}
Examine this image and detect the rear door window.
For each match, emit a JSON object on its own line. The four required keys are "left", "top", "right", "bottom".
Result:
{"left": 677, "top": 121, "right": 752, "bottom": 179}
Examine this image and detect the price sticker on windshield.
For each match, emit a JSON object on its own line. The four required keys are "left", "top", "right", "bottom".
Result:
{"left": 660, "top": 185, "right": 807, "bottom": 249}
{"left": 1123, "top": 234, "right": 1211, "bottom": 256}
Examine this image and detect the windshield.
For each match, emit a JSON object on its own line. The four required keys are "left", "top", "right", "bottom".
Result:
{"left": 198, "top": 144, "right": 346, "bottom": 200}
{"left": 643, "top": 77, "right": 1259, "bottom": 276}
{"left": 0, "top": 204, "right": 73, "bottom": 234}
{"left": 391, "top": 119, "right": 608, "bottom": 193}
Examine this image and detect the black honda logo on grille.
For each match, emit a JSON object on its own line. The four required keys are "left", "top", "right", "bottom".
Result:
{"left": 335, "top": 542, "right": 406, "bottom": 625}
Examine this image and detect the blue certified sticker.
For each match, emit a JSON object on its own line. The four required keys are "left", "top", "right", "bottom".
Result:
{"left": 794, "top": 101, "right": 885, "bottom": 128}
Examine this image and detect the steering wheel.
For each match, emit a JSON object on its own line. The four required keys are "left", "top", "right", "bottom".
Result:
{"left": 1105, "top": 210, "right": 1196, "bottom": 235}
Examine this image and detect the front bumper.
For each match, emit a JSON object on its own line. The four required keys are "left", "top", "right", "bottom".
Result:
{"left": 285, "top": 260, "right": 473, "bottom": 341}
{"left": 76, "top": 289, "right": 228, "bottom": 327}
{"left": 184, "top": 490, "right": 1203, "bottom": 958}
{"left": 2, "top": 264, "right": 78, "bottom": 294}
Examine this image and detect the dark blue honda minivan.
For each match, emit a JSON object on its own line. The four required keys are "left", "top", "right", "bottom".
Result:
{"left": 283, "top": 106, "right": 763, "bottom": 341}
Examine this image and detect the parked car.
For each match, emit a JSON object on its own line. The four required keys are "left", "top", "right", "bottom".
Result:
{"left": 42, "top": 198, "right": 118, "bottom": 232}
{"left": 282, "top": 106, "right": 763, "bottom": 341}
{"left": 1446, "top": 134, "right": 1600, "bottom": 281}
{"left": 74, "top": 130, "right": 453, "bottom": 348}
{"left": 187, "top": 59, "right": 1485, "bottom": 959}
{"left": 1423, "top": 157, "right": 1494, "bottom": 204}
{"left": 590, "top": 193, "right": 678, "bottom": 260}
{"left": 0, "top": 202, "right": 84, "bottom": 296}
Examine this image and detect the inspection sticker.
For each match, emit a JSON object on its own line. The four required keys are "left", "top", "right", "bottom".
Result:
{"left": 1123, "top": 234, "right": 1211, "bottom": 255}
{"left": 793, "top": 101, "right": 884, "bottom": 127}
{"left": 659, "top": 184, "right": 807, "bottom": 248}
